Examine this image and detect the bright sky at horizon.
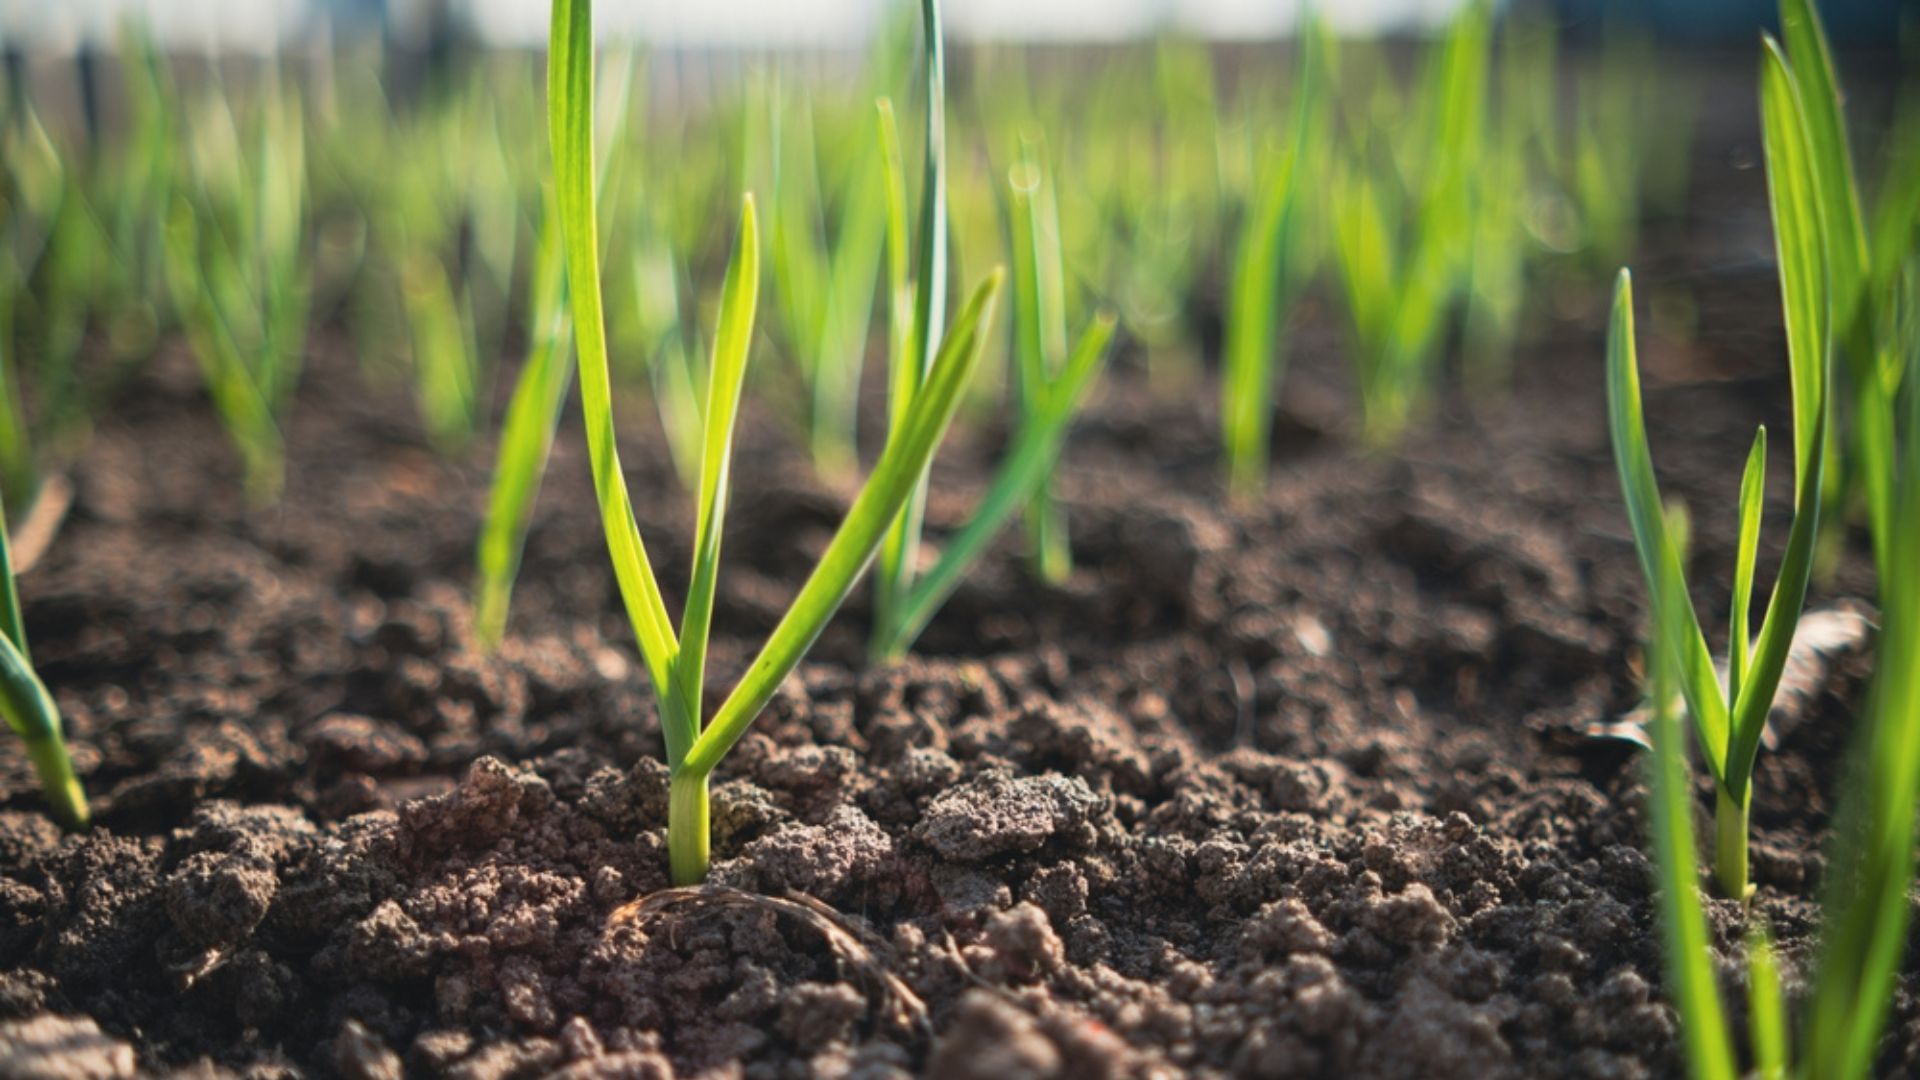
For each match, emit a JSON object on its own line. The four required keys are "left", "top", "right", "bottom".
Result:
{"left": 0, "top": 0, "right": 1470, "bottom": 53}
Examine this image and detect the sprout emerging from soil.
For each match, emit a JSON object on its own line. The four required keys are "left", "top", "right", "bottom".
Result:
{"left": 163, "top": 79, "right": 310, "bottom": 506}
{"left": 1643, "top": 177, "right": 1920, "bottom": 1080}
{"left": 0, "top": 492, "right": 87, "bottom": 829}
{"left": 1007, "top": 133, "right": 1076, "bottom": 583}
{"left": 1607, "top": 35, "right": 1831, "bottom": 902}
{"left": 864, "top": 1, "right": 1115, "bottom": 660}
{"left": 548, "top": 0, "right": 1000, "bottom": 885}
{"left": 1798, "top": 309, "right": 1920, "bottom": 1080}
{"left": 1329, "top": 0, "right": 1492, "bottom": 448}
{"left": 995, "top": 143, "right": 1120, "bottom": 600}
{"left": 1641, "top": 506, "right": 1734, "bottom": 1079}
{"left": 1221, "top": 17, "right": 1319, "bottom": 500}
{"left": 764, "top": 80, "right": 891, "bottom": 482}
{"left": 863, "top": 131, "right": 1119, "bottom": 656}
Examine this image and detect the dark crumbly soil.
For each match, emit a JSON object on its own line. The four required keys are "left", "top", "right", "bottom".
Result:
{"left": 0, "top": 69, "right": 1906, "bottom": 1080}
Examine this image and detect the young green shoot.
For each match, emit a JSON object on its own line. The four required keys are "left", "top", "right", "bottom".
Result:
{"left": 0, "top": 491, "right": 87, "bottom": 830}
{"left": 870, "top": 0, "right": 951, "bottom": 663}
{"left": 164, "top": 82, "right": 310, "bottom": 505}
{"left": 1747, "top": 928, "right": 1790, "bottom": 1079}
{"left": 2, "top": 91, "right": 158, "bottom": 512}
{"left": 1222, "top": 21, "right": 1318, "bottom": 498}
{"left": 549, "top": 0, "right": 1000, "bottom": 885}
{"left": 874, "top": 306, "right": 1115, "bottom": 660}
{"left": 1800, "top": 338, "right": 1920, "bottom": 1079}
{"left": 1328, "top": 1, "right": 1490, "bottom": 446}
{"left": 1641, "top": 307, "right": 1920, "bottom": 1080}
{"left": 1605, "top": 38, "right": 1831, "bottom": 900}
{"left": 1461, "top": 19, "right": 1540, "bottom": 392}
{"left": 863, "top": 96, "right": 1116, "bottom": 661}
{"left": 767, "top": 91, "right": 889, "bottom": 480}
{"left": 399, "top": 250, "right": 481, "bottom": 455}
{"left": 1778, "top": 0, "right": 1907, "bottom": 585}
{"left": 1007, "top": 135, "right": 1075, "bottom": 583}
{"left": 473, "top": 196, "right": 572, "bottom": 652}
{"left": 1643, "top": 503, "right": 1736, "bottom": 1080}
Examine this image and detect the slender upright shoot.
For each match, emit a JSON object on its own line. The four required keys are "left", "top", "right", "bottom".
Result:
{"left": 1604, "top": 38, "right": 1831, "bottom": 900}
{"left": 0, "top": 491, "right": 87, "bottom": 829}
{"left": 548, "top": 0, "right": 998, "bottom": 884}
{"left": 871, "top": 0, "right": 949, "bottom": 661}
{"left": 473, "top": 195, "right": 573, "bottom": 651}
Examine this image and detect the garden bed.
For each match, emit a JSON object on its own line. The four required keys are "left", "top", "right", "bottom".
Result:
{"left": 0, "top": 58, "right": 1901, "bottom": 1080}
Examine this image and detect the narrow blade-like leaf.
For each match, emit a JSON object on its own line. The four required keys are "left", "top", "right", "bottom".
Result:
{"left": 1725, "top": 40, "right": 1833, "bottom": 795}
{"left": 1007, "top": 137, "right": 1072, "bottom": 581}
{"left": 1730, "top": 427, "right": 1766, "bottom": 700}
{"left": 474, "top": 197, "right": 574, "bottom": 651}
{"left": 164, "top": 198, "right": 286, "bottom": 505}
{"left": 1779, "top": 0, "right": 1868, "bottom": 340}
{"left": 401, "top": 253, "right": 478, "bottom": 454}
{"left": 875, "top": 98, "right": 912, "bottom": 412}
{"left": 813, "top": 133, "right": 888, "bottom": 476}
{"left": 1854, "top": 366, "right": 1896, "bottom": 580}
{"left": 685, "top": 270, "right": 1002, "bottom": 779}
{"left": 1223, "top": 137, "right": 1300, "bottom": 498}
{"left": 1802, "top": 348, "right": 1920, "bottom": 1079}
{"left": 886, "top": 311, "right": 1115, "bottom": 655}
{"left": 548, "top": 0, "right": 686, "bottom": 760}
{"left": 1646, "top": 506, "right": 1737, "bottom": 1080}
{"left": 872, "top": 0, "right": 950, "bottom": 657}
{"left": 1760, "top": 38, "right": 1829, "bottom": 491}
{"left": 675, "top": 196, "right": 760, "bottom": 737}
{"left": 1008, "top": 159, "right": 1049, "bottom": 417}
{"left": 0, "top": 628, "right": 86, "bottom": 829}
{"left": 0, "top": 491, "right": 27, "bottom": 662}
{"left": 909, "top": 0, "right": 949, "bottom": 383}
{"left": 1606, "top": 270, "right": 1731, "bottom": 781}
{"left": 1746, "top": 928, "right": 1788, "bottom": 1079}
{"left": 870, "top": 97, "right": 913, "bottom": 637}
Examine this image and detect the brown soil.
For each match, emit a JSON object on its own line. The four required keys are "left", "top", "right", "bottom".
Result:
{"left": 0, "top": 61, "right": 1905, "bottom": 1080}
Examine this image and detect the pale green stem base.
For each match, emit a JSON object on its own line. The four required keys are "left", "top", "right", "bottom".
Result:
{"left": 26, "top": 736, "right": 88, "bottom": 831}
{"left": 1028, "top": 491, "right": 1070, "bottom": 586}
{"left": 1714, "top": 786, "right": 1751, "bottom": 902}
{"left": 870, "top": 605, "right": 907, "bottom": 667}
{"left": 668, "top": 769, "right": 711, "bottom": 886}
{"left": 473, "top": 589, "right": 508, "bottom": 655}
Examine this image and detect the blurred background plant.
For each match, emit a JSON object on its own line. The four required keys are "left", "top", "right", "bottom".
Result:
{"left": 0, "top": 0, "right": 1909, "bottom": 588}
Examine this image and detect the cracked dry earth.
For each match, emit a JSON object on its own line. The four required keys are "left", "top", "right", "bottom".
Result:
{"left": 0, "top": 132, "right": 1907, "bottom": 1080}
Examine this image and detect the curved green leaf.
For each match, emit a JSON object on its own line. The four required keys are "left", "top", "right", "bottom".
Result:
{"left": 1605, "top": 269, "right": 1730, "bottom": 781}
{"left": 1760, "top": 37, "right": 1830, "bottom": 491}
{"left": 684, "top": 269, "right": 1002, "bottom": 779}
{"left": 1724, "top": 40, "right": 1834, "bottom": 797}
{"left": 1802, "top": 344, "right": 1920, "bottom": 1080}
{"left": 674, "top": 196, "right": 760, "bottom": 738}
{"left": 1779, "top": 0, "right": 1868, "bottom": 340}
{"left": 1747, "top": 929, "right": 1788, "bottom": 1079}
{"left": 873, "top": 0, "right": 949, "bottom": 656}
{"left": 548, "top": 0, "right": 686, "bottom": 761}
{"left": 1223, "top": 137, "right": 1301, "bottom": 499}
{"left": 1645, "top": 511, "right": 1736, "bottom": 1080}
{"left": 0, "top": 631, "right": 85, "bottom": 829}
{"left": 1730, "top": 427, "right": 1766, "bottom": 699}
{"left": 474, "top": 197, "right": 573, "bottom": 651}
{"left": 885, "top": 311, "right": 1114, "bottom": 656}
